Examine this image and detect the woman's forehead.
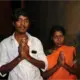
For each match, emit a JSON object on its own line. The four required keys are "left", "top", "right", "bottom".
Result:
{"left": 54, "top": 31, "right": 63, "bottom": 35}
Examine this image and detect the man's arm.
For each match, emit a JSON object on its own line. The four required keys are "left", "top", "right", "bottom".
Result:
{"left": 0, "top": 56, "right": 22, "bottom": 74}
{"left": 0, "top": 40, "right": 26, "bottom": 74}
{"left": 23, "top": 45, "right": 45, "bottom": 69}
{"left": 22, "top": 37, "right": 47, "bottom": 69}
{"left": 26, "top": 56, "right": 45, "bottom": 69}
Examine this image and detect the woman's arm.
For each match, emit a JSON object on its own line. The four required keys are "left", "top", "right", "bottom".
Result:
{"left": 62, "top": 52, "right": 77, "bottom": 75}
{"left": 41, "top": 63, "right": 61, "bottom": 79}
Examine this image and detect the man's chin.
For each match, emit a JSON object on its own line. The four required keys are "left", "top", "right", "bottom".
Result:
{"left": 18, "top": 31, "right": 26, "bottom": 34}
{"left": 19, "top": 30, "right": 27, "bottom": 33}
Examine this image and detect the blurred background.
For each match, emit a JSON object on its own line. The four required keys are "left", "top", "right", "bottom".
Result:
{"left": 0, "top": 0, "right": 80, "bottom": 79}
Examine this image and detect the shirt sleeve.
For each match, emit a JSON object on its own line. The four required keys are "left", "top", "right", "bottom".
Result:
{"left": 36, "top": 39, "right": 48, "bottom": 72}
{"left": 0, "top": 42, "right": 9, "bottom": 67}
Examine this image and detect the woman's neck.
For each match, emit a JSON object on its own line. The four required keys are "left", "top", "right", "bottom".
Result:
{"left": 54, "top": 45, "right": 63, "bottom": 50}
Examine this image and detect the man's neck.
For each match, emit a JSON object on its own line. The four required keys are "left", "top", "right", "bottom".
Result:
{"left": 14, "top": 32, "right": 28, "bottom": 44}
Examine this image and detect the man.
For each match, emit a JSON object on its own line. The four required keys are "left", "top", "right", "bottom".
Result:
{"left": 0, "top": 8, "right": 48, "bottom": 80}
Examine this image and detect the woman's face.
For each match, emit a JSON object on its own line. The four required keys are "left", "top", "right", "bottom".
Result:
{"left": 52, "top": 31, "right": 64, "bottom": 47}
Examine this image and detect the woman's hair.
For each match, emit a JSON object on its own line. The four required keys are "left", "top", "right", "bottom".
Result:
{"left": 48, "top": 25, "right": 66, "bottom": 49}
{"left": 12, "top": 8, "right": 30, "bottom": 23}
{"left": 50, "top": 25, "right": 66, "bottom": 38}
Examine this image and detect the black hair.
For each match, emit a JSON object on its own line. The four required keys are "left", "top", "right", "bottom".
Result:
{"left": 12, "top": 8, "right": 30, "bottom": 23}
{"left": 50, "top": 25, "right": 66, "bottom": 38}
{"left": 48, "top": 25, "right": 66, "bottom": 49}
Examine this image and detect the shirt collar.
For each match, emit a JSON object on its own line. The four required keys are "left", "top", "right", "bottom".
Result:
{"left": 11, "top": 32, "right": 32, "bottom": 47}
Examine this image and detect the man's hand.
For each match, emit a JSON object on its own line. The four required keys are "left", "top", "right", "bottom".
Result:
{"left": 18, "top": 37, "right": 30, "bottom": 60}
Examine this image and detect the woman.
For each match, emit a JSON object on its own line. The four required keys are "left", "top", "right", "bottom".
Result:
{"left": 42, "top": 25, "right": 77, "bottom": 80}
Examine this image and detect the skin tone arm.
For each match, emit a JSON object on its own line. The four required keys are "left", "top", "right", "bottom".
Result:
{"left": 62, "top": 63, "right": 77, "bottom": 75}
{"left": 41, "top": 63, "right": 61, "bottom": 79}
{"left": 0, "top": 41, "right": 25, "bottom": 73}
{"left": 26, "top": 54, "right": 45, "bottom": 69}
{"left": 1, "top": 45, "right": 45, "bottom": 73}
{"left": 0, "top": 37, "right": 28, "bottom": 74}
{"left": 41, "top": 51, "right": 77, "bottom": 79}
{"left": 60, "top": 52, "right": 77, "bottom": 75}
{"left": 0, "top": 37, "right": 45, "bottom": 74}
{"left": 41, "top": 54, "right": 62, "bottom": 79}
{"left": 0, "top": 56, "right": 23, "bottom": 74}
{"left": 21, "top": 38, "right": 45, "bottom": 69}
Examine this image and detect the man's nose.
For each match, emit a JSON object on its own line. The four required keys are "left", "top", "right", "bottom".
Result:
{"left": 21, "top": 21, "right": 25, "bottom": 25}
{"left": 57, "top": 37, "right": 61, "bottom": 41}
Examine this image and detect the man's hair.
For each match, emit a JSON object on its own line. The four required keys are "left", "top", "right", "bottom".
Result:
{"left": 12, "top": 8, "right": 29, "bottom": 22}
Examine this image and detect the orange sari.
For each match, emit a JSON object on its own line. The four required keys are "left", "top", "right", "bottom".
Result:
{"left": 47, "top": 45, "right": 77, "bottom": 80}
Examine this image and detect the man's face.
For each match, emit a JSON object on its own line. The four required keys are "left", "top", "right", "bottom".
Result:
{"left": 52, "top": 31, "right": 64, "bottom": 47}
{"left": 14, "top": 15, "right": 30, "bottom": 34}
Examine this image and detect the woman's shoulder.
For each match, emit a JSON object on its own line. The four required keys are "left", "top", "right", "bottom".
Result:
{"left": 63, "top": 45, "right": 75, "bottom": 50}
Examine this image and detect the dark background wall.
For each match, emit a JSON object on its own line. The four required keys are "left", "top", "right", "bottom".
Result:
{"left": 24, "top": 1, "right": 80, "bottom": 49}
{"left": 0, "top": 1, "right": 80, "bottom": 48}
{"left": 0, "top": 1, "right": 12, "bottom": 37}
{"left": 24, "top": 1, "right": 61, "bottom": 49}
{"left": 0, "top": 1, "right": 21, "bottom": 41}
{"left": 25, "top": 1, "right": 41, "bottom": 39}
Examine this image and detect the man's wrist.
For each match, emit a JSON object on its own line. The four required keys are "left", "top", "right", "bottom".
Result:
{"left": 17, "top": 56, "right": 23, "bottom": 62}
{"left": 26, "top": 55, "right": 31, "bottom": 61}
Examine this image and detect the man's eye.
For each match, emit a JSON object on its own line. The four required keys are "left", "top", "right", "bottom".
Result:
{"left": 25, "top": 20, "right": 29, "bottom": 22}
